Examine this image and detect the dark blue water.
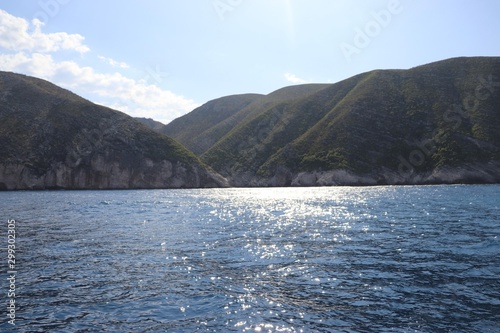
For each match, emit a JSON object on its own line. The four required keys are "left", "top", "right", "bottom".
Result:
{"left": 1, "top": 185, "right": 499, "bottom": 332}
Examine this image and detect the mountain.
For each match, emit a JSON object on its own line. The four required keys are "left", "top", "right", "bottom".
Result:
{"left": 0, "top": 71, "right": 227, "bottom": 190}
{"left": 3, "top": 57, "right": 499, "bottom": 189}
{"left": 135, "top": 117, "right": 165, "bottom": 132}
{"left": 165, "top": 57, "right": 500, "bottom": 186}
{"left": 162, "top": 93, "right": 264, "bottom": 155}
{"left": 162, "top": 85, "right": 329, "bottom": 155}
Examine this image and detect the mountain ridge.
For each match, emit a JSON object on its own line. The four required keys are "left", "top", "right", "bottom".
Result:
{"left": 164, "top": 56, "right": 500, "bottom": 186}
{"left": 2, "top": 56, "right": 499, "bottom": 189}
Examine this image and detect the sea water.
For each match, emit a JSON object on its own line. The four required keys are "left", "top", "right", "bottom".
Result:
{"left": 1, "top": 185, "right": 499, "bottom": 332}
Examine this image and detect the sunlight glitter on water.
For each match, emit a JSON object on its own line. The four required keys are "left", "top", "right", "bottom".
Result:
{"left": 2, "top": 185, "right": 499, "bottom": 332}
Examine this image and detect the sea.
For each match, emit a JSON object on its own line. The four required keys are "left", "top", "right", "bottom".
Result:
{"left": 1, "top": 185, "right": 499, "bottom": 333}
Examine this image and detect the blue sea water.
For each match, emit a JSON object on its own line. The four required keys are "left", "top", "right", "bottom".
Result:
{"left": 1, "top": 185, "right": 499, "bottom": 332}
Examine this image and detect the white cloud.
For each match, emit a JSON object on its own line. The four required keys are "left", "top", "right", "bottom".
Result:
{"left": 0, "top": 52, "right": 199, "bottom": 123}
{"left": 0, "top": 9, "right": 199, "bottom": 124}
{"left": 98, "top": 55, "right": 130, "bottom": 69}
{"left": 0, "top": 9, "right": 89, "bottom": 54}
{"left": 284, "top": 72, "right": 309, "bottom": 84}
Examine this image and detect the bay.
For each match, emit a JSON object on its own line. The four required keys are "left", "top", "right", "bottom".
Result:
{"left": 1, "top": 185, "right": 499, "bottom": 332}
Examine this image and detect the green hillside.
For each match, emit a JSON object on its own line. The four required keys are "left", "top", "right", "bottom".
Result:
{"left": 167, "top": 57, "right": 500, "bottom": 186}
{"left": 3, "top": 57, "right": 499, "bottom": 188}
{"left": 0, "top": 71, "right": 226, "bottom": 190}
{"left": 162, "top": 93, "right": 263, "bottom": 155}
{"left": 162, "top": 84, "right": 330, "bottom": 156}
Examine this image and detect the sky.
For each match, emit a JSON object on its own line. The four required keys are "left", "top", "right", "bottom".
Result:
{"left": 0, "top": 0, "right": 499, "bottom": 124}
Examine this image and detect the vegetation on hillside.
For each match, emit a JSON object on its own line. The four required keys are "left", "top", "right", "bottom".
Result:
{"left": 165, "top": 57, "right": 500, "bottom": 185}
{"left": 2, "top": 57, "right": 499, "bottom": 188}
{"left": 0, "top": 71, "right": 223, "bottom": 189}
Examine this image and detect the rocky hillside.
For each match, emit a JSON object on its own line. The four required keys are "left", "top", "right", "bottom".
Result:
{"left": 0, "top": 72, "right": 227, "bottom": 190}
{"left": 165, "top": 57, "right": 500, "bottom": 186}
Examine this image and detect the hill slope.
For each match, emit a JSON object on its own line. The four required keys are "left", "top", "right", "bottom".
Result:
{"left": 162, "top": 85, "right": 329, "bottom": 155}
{"left": 168, "top": 57, "right": 500, "bottom": 186}
{"left": 0, "top": 72, "right": 227, "bottom": 190}
{"left": 162, "top": 93, "right": 263, "bottom": 155}
{"left": 135, "top": 117, "right": 165, "bottom": 132}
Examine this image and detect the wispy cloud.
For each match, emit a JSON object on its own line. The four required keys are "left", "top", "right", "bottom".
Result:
{"left": 0, "top": 9, "right": 198, "bottom": 124}
{"left": 284, "top": 72, "right": 309, "bottom": 84}
{"left": 98, "top": 55, "right": 130, "bottom": 69}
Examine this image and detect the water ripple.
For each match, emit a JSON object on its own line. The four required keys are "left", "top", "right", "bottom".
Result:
{"left": 1, "top": 185, "right": 499, "bottom": 332}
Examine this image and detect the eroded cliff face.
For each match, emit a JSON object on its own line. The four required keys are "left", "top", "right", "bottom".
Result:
{"left": 0, "top": 159, "right": 227, "bottom": 190}
{"left": 217, "top": 161, "right": 500, "bottom": 187}
{"left": 0, "top": 117, "right": 228, "bottom": 190}
{"left": 0, "top": 71, "right": 228, "bottom": 190}
{"left": 284, "top": 162, "right": 500, "bottom": 187}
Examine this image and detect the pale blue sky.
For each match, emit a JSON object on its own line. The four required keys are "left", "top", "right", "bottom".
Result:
{"left": 1, "top": 0, "right": 499, "bottom": 123}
